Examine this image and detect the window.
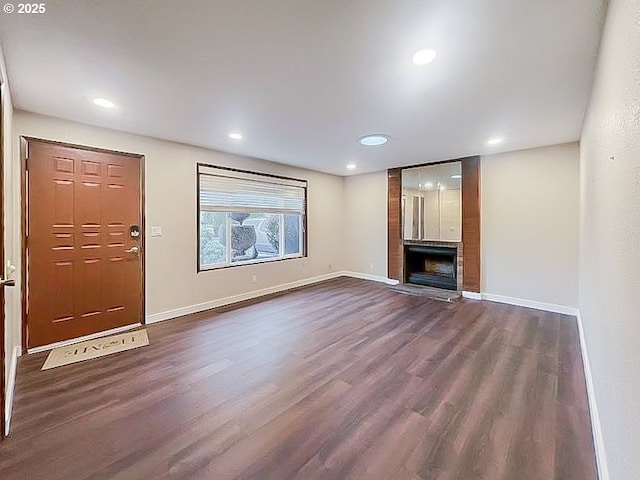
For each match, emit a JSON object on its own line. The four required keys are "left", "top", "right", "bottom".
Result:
{"left": 197, "top": 164, "right": 307, "bottom": 270}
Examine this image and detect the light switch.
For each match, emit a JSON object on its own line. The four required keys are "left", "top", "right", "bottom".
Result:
{"left": 151, "top": 226, "right": 163, "bottom": 237}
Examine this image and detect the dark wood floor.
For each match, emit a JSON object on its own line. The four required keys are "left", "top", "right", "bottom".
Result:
{"left": 0, "top": 278, "right": 597, "bottom": 480}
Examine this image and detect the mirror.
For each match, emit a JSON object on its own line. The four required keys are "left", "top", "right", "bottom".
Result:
{"left": 402, "top": 162, "right": 462, "bottom": 242}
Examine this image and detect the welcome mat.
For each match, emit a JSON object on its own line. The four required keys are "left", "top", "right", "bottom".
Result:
{"left": 41, "top": 329, "right": 149, "bottom": 370}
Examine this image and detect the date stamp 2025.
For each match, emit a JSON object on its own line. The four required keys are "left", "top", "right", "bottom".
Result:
{"left": 3, "top": 3, "right": 47, "bottom": 14}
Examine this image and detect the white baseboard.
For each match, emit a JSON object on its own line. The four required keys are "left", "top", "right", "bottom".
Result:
{"left": 147, "top": 272, "right": 343, "bottom": 324}
{"left": 576, "top": 311, "right": 610, "bottom": 480}
{"left": 462, "top": 291, "right": 482, "bottom": 300}
{"left": 5, "top": 345, "right": 20, "bottom": 436}
{"left": 480, "top": 293, "right": 579, "bottom": 316}
{"left": 342, "top": 271, "right": 399, "bottom": 285}
{"left": 27, "top": 323, "right": 142, "bottom": 354}
{"left": 146, "top": 271, "right": 398, "bottom": 325}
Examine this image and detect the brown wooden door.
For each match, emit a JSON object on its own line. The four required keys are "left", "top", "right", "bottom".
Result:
{"left": 27, "top": 141, "right": 143, "bottom": 349}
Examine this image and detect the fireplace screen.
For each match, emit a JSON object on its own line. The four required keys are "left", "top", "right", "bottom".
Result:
{"left": 425, "top": 259, "right": 455, "bottom": 278}
{"left": 405, "top": 245, "right": 457, "bottom": 290}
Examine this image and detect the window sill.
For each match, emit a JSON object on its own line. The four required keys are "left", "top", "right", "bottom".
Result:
{"left": 198, "top": 254, "right": 305, "bottom": 272}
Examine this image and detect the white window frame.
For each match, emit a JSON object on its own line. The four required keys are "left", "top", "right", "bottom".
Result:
{"left": 197, "top": 164, "right": 307, "bottom": 271}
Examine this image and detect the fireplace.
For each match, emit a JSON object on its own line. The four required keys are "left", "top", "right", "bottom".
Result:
{"left": 404, "top": 245, "right": 458, "bottom": 290}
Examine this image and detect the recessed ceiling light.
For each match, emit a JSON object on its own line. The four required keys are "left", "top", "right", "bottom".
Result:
{"left": 487, "top": 137, "right": 504, "bottom": 145}
{"left": 412, "top": 48, "right": 437, "bottom": 66}
{"left": 93, "top": 98, "right": 115, "bottom": 109}
{"left": 346, "top": 163, "right": 357, "bottom": 170}
{"left": 228, "top": 132, "right": 243, "bottom": 140}
{"left": 359, "top": 135, "right": 389, "bottom": 146}
{"left": 450, "top": 174, "right": 462, "bottom": 179}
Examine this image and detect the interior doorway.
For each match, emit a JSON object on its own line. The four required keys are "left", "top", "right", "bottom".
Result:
{"left": 24, "top": 139, "right": 145, "bottom": 350}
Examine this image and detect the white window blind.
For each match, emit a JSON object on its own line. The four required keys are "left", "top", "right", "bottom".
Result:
{"left": 198, "top": 165, "right": 307, "bottom": 215}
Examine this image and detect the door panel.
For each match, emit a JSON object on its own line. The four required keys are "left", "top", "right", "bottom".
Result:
{"left": 27, "top": 141, "right": 142, "bottom": 349}
{"left": 1, "top": 81, "right": 6, "bottom": 439}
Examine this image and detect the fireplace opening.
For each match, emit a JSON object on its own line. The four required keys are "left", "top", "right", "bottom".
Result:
{"left": 404, "top": 245, "right": 457, "bottom": 290}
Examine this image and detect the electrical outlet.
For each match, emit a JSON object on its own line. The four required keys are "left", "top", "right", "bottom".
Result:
{"left": 328, "top": 263, "right": 332, "bottom": 270}
{"left": 369, "top": 262, "right": 374, "bottom": 270}
{"left": 251, "top": 274, "right": 257, "bottom": 283}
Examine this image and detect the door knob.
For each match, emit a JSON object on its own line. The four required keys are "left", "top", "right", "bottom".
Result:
{"left": 125, "top": 246, "right": 140, "bottom": 254}
{"left": 0, "top": 277, "right": 15, "bottom": 287}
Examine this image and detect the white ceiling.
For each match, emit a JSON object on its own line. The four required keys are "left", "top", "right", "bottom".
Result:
{"left": 0, "top": 0, "right": 606, "bottom": 176}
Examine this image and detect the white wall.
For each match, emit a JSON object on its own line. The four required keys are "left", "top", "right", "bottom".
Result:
{"left": 579, "top": 0, "right": 640, "bottom": 478}
{"left": 13, "top": 111, "right": 345, "bottom": 326}
{"left": 481, "top": 144, "right": 580, "bottom": 309}
{"left": 343, "top": 171, "right": 387, "bottom": 278}
{"left": 342, "top": 146, "right": 581, "bottom": 308}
